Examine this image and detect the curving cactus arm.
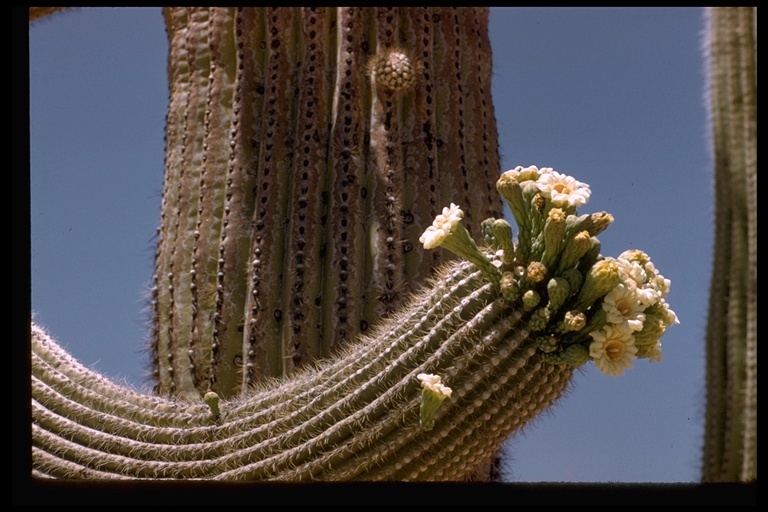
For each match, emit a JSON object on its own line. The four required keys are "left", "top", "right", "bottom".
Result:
{"left": 31, "top": 167, "right": 677, "bottom": 480}
{"left": 32, "top": 264, "right": 570, "bottom": 480}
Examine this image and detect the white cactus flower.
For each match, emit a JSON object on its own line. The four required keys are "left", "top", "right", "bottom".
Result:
{"left": 419, "top": 203, "right": 464, "bottom": 250}
{"left": 536, "top": 170, "right": 591, "bottom": 208}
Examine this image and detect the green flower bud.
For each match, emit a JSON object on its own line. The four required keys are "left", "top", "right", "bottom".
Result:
{"left": 561, "top": 343, "right": 590, "bottom": 366}
{"left": 528, "top": 192, "right": 547, "bottom": 259}
{"left": 636, "top": 341, "right": 662, "bottom": 362}
{"left": 573, "top": 258, "right": 621, "bottom": 311}
{"left": 541, "top": 207, "right": 566, "bottom": 270}
{"left": 204, "top": 391, "right": 221, "bottom": 420}
{"left": 481, "top": 218, "right": 498, "bottom": 248}
{"left": 576, "top": 307, "right": 608, "bottom": 338}
{"left": 523, "top": 289, "right": 541, "bottom": 311}
{"left": 537, "top": 334, "right": 560, "bottom": 353}
{"left": 546, "top": 277, "right": 571, "bottom": 313}
{"left": 500, "top": 272, "right": 521, "bottom": 302}
{"left": 492, "top": 219, "right": 516, "bottom": 264}
{"left": 633, "top": 314, "right": 667, "bottom": 347}
{"left": 519, "top": 181, "right": 544, "bottom": 262}
{"left": 529, "top": 307, "right": 551, "bottom": 331}
{"left": 564, "top": 213, "right": 590, "bottom": 237}
{"left": 560, "top": 268, "right": 583, "bottom": 298}
{"left": 585, "top": 212, "right": 614, "bottom": 237}
{"left": 557, "top": 230, "right": 592, "bottom": 273}
{"left": 578, "top": 238, "right": 602, "bottom": 274}
{"left": 563, "top": 211, "right": 613, "bottom": 239}
{"left": 544, "top": 343, "right": 589, "bottom": 366}
{"left": 496, "top": 174, "right": 530, "bottom": 237}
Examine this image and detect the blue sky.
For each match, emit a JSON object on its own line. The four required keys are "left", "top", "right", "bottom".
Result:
{"left": 29, "top": 7, "right": 711, "bottom": 483}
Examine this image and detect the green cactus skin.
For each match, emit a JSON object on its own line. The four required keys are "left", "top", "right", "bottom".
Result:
{"left": 150, "top": 7, "right": 503, "bottom": 401}
{"left": 31, "top": 260, "right": 573, "bottom": 480}
{"left": 702, "top": 7, "right": 756, "bottom": 483}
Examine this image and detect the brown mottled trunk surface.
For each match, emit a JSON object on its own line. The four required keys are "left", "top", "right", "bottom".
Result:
{"left": 151, "top": 7, "right": 502, "bottom": 400}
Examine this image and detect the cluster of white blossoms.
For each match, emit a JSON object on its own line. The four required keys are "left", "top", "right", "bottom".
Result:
{"left": 418, "top": 165, "right": 678, "bottom": 378}
{"left": 418, "top": 203, "right": 464, "bottom": 250}
{"left": 588, "top": 250, "right": 679, "bottom": 375}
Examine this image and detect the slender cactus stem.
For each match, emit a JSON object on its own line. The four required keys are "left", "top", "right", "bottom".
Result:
{"left": 702, "top": 7, "right": 756, "bottom": 483}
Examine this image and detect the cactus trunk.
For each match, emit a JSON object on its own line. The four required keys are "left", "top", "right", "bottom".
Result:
{"left": 150, "top": 7, "right": 502, "bottom": 400}
{"left": 702, "top": 7, "right": 757, "bottom": 483}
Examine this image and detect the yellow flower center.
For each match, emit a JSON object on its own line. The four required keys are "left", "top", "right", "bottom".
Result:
{"left": 553, "top": 183, "right": 571, "bottom": 195}
{"left": 616, "top": 298, "right": 633, "bottom": 318}
{"left": 604, "top": 339, "right": 626, "bottom": 361}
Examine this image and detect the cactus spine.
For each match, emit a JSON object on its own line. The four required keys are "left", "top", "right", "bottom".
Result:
{"left": 702, "top": 7, "right": 757, "bottom": 483}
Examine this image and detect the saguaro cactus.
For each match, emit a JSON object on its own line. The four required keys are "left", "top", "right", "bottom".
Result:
{"left": 701, "top": 7, "right": 757, "bottom": 483}
{"left": 29, "top": 8, "right": 679, "bottom": 481}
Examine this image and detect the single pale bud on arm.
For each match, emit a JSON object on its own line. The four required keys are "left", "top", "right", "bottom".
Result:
{"left": 204, "top": 391, "right": 221, "bottom": 421}
{"left": 417, "top": 373, "right": 452, "bottom": 431}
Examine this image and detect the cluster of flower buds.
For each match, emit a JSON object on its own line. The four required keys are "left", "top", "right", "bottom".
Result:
{"left": 420, "top": 166, "right": 678, "bottom": 376}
